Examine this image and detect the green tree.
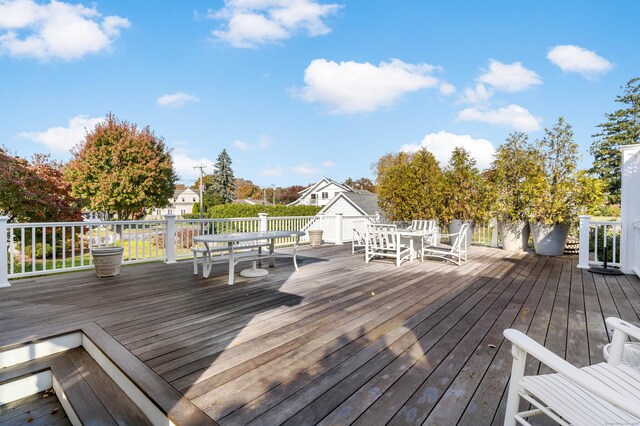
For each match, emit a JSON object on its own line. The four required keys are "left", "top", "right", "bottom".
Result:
{"left": 441, "top": 147, "right": 486, "bottom": 222}
{"left": 590, "top": 77, "right": 640, "bottom": 203}
{"left": 530, "top": 117, "right": 600, "bottom": 224}
{"left": 487, "top": 132, "right": 540, "bottom": 221}
{"left": 208, "top": 149, "right": 235, "bottom": 205}
{"left": 64, "top": 113, "right": 177, "bottom": 220}
{"left": 374, "top": 149, "right": 443, "bottom": 221}
{"left": 192, "top": 202, "right": 200, "bottom": 215}
{"left": 344, "top": 177, "right": 376, "bottom": 192}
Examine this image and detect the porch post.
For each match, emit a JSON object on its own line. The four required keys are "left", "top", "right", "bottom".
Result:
{"left": 620, "top": 145, "right": 640, "bottom": 273}
{"left": 0, "top": 217, "right": 9, "bottom": 287}
{"left": 490, "top": 218, "right": 499, "bottom": 248}
{"left": 164, "top": 214, "right": 177, "bottom": 264}
{"left": 577, "top": 215, "right": 590, "bottom": 269}
{"left": 335, "top": 214, "right": 343, "bottom": 245}
{"left": 258, "top": 213, "right": 268, "bottom": 232}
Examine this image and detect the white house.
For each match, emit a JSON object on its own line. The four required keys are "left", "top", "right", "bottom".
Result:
{"left": 288, "top": 177, "right": 355, "bottom": 207}
{"left": 151, "top": 187, "right": 200, "bottom": 218}
{"left": 317, "top": 191, "right": 380, "bottom": 217}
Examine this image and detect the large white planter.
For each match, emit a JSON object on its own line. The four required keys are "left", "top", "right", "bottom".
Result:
{"left": 448, "top": 220, "right": 473, "bottom": 247}
{"left": 498, "top": 221, "right": 530, "bottom": 252}
{"left": 91, "top": 247, "right": 124, "bottom": 277}
{"left": 530, "top": 222, "right": 570, "bottom": 256}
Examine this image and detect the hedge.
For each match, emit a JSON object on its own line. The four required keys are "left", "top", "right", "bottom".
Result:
{"left": 184, "top": 204, "right": 321, "bottom": 219}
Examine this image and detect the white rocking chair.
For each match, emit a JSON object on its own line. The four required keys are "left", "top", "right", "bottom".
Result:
{"left": 421, "top": 223, "right": 468, "bottom": 266}
{"left": 365, "top": 224, "right": 411, "bottom": 267}
{"left": 503, "top": 318, "right": 640, "bottom": 426}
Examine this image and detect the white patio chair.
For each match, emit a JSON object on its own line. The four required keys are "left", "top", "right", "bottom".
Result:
{"left": 603, "top": 317, "right": 640, "bottom": 372}
{"left": 352, "top": 221, "right": 368, "bottom": 254}
{"left": 365, "top": 223, "right": 411, "bottom": 267}
{"left": 421, "top": 223, "right": 468, "bottom": 266}
{"left": 503, "top": 323, "right": 640, "bottom": 426}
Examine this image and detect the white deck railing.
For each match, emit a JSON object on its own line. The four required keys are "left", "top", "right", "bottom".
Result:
{"left": 0, "top": 213, "right": 385, "bottom": 285}
{"left": 577, "top": 216, "right": 623, "bottom": 269}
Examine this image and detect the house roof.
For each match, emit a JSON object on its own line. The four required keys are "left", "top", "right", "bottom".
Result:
{"left": 318, "top": 192, "right": 380, "bottom": 216}
{"left": 298, "top": 177, "right": 352, "bottom": 197}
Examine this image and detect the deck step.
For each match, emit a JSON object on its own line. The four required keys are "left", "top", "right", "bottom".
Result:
{"left": 51, "top": 348, "right": 152, "bottom": 426}
{"left": 0, "top": 390, "right": 70, "bottom": 426}
{"left": 0, "top": 351, "right": 70, "bottom": 385}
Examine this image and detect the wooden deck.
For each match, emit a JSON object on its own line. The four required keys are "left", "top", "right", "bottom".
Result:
{"left": 1, "top": 245, "right": 639, "bottom": 425}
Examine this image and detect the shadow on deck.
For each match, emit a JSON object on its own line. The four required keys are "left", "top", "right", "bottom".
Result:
{"left": 1, "top": 244, "right": 639, "bottom": 425}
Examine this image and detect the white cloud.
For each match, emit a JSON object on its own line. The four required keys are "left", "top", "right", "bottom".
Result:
{"left": 210, "top": 0, "right": 341, "bottom": 48}
{"left": 261, "top": 166, "right": 285, "bottom": 176}
{"left": 0, "top": 0, "right": 130, "bottom": 61}
{"left": 439, "top": 81, "right": 456, "bottom": 95}
{"left": 171, "top": 152, "right": 215, "bottom": 180}
{"left": 258, "top": 134, "right": 271, "bottom": 149}
{"left": 400, "top": 131, "right": 496, "bottom": 170}
{"left": 478, "top": 60, "right": 542, "bottom": 92}
{"left": 231, "top": 134, "right": 272, "bottom": 151}
{"left": 19, "top": 114, "right": 103, "bottom": 152}
{"left": 297, "top": 58, "right": 453, "bottom": 114}
{"left": 547, "top": 44, "right": 612, "bottom": 79}
{"left": 456, "top": 104, "right": 542, "bottom": 132}
{"left": 461, "top": 83, "right": 493, "bottom": 105}
{"left": 321, "top": 160, "right": 336, "bottom": 167}
{"left": 157, "top": 92, "right": 200, "bottom": 108}
{"left": 232, "top": 139, "right": 250, "bottom": 150}
{"left": 291, "top": 163, "right": 322, "bottom": 175}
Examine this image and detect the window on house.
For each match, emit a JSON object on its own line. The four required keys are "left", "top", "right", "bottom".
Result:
{"left": 181, "top": 209, "right": 185, "bottom": 215}
{"left": 193, "top": 197, "right": 196, "bottom": 202}
{"left": 311, "top": 194, "right": 316, "bottom": 199}
{"left": 173, "top": 198, "right": 177, "bottom": 202}
{"left": 182, "top": 197, "right": 185, "bottom": 202}
{"left": 322, "top": 192, "right": 329, "bottom": 199}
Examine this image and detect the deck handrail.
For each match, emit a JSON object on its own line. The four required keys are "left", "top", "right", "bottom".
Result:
{"left": 577, "top": 215, "right": 624, "bottom": 270}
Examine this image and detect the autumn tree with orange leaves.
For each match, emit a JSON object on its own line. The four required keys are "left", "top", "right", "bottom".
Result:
{"left": 64, "top": 114, "right": 177, "bottom": 220}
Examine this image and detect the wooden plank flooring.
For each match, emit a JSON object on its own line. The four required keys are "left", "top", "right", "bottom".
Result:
{"left": 1, "top": 245, "right": 639, "bottom": 425}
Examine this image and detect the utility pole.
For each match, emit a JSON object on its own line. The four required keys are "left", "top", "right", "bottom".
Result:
{"left": 193, "top": 164, "right": 206, "bottom": 220}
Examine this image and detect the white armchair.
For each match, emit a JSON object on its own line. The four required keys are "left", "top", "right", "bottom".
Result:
{"left": 503, "top": 325, "right": 640, "bottom": 426}
{"left": 421, "top": 223, "right": 468, "bottom": 266}
{"left": 365, "top": 224, "right": 412, "bottom": 267}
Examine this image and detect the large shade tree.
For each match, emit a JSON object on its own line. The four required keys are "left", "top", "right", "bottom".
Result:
{"left": 0, "top": 148, "right": 83, "bottom": 222}
{"left": 374, "top": 149, "right": 443, "bottom": 221}
{"left": 591, "top": 77, "right": 640, "bottom": 204}
{"left": 64, "top": 113, "right": 177, "bottom": 220}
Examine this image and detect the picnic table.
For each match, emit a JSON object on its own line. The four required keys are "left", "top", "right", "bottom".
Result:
{"left": 194, "top": 231, "right": 305, "bottom": 285}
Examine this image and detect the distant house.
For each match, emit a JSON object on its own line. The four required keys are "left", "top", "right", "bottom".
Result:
{"left": 151, "top": 186, "right": 200, "bottom": 218}
{"left": 288, "top": 177, "right": 355, "bottom": 207}
{"left": 317, "top": 191, "right": 380, "bottom": 217}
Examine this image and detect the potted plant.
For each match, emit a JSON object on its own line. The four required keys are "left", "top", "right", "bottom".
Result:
{"left": 441, "top": 147, "right": 486, "bottom": 246}
{"left": 487, "top": 133, "right": 538, "bottom": 251}
{"left": 528, "top": 118, "right": 603, "bottom": 256}
{"left": 91, "top": 246, "right": 124, "bottom": 277}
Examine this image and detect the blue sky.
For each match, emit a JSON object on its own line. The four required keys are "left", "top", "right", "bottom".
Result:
{"left": 1, "top": 0, "right": 638, "bottom": 187}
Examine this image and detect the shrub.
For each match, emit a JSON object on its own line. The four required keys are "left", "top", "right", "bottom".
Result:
{"left": 205, "top": 204, "right": 321, "bottom": 218}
